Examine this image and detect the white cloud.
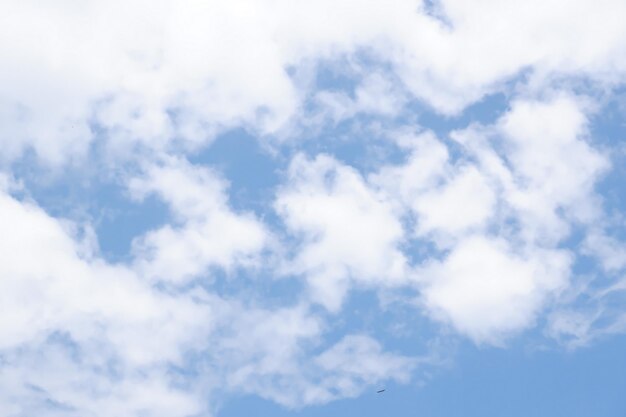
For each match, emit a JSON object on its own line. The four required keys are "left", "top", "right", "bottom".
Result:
{"left": 546, "top": 276, "right": 626, "bottom": 348}
{"left": 313, "top": 73, "right": 407, "bottom": 123}
{"left": 0, "top": 189, "right": 214, "bottom": 416}
{"left": 225, "top": 332, "right": 417, "bottom": 408}
{"left": 412, "top": 165, "right": 496, "bottom": 238}
{"left": 129, "top": 157, "right": 269, "bottom": 283}
{"left": 309, "top": 334, "right": 415, "bottom": 402}
{"left": 275, "top": 153, "right": 409, "bottom": 311}
{"left": 434, "top": 95, "right": 609, "bottom": 343}
{"left": 583, "top": 230, "right": 626, "bottom": 273}
{"left": 0, "top": 0, "right": 298, "bottom": 165}
{"left": 453, "top": 94, "right": 609, "bottom": 245}
{"left": 371, "top": 131, "right": 496, "bottom": 243}
{"left": 420, "top": 236, "right": 571, "bottom": 344}
{"left": 369, "top": 94, "right": 609, "bottom": 344}
{"left": 370, "top": 131, "right": 450, "bottom": 209}
{"left": 0, "top": 346, "right": 204, "bottom": 417}
{"left": 2, "top": 0, "right": 626, "bottom": 164}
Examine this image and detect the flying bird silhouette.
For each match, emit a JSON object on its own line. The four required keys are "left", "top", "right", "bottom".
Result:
{"left": 377, "top": 389, "right": 386, "bottom": 393}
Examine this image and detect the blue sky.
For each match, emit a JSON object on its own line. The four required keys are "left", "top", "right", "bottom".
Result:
{"left": 1, "top": 1, "right": 626, "bottom": 416}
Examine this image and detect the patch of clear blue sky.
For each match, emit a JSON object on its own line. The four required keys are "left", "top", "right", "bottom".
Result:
{"left": 190, "top": 128, "right": 281, "bottom": 217}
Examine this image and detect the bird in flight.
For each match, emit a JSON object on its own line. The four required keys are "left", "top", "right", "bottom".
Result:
{"left": 377, "top": 389, "right": 386, "bottom": 393}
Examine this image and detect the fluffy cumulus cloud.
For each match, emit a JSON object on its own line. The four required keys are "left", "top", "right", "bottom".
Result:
{"left": 275, "top": 154, "right": 409, "bottom": 311}
{"left": 0, "top": 188, "right": 209, "bottom": 416}
{"left": 420, "top": 236, "right": 570, "bottom": 344}
{"left": 1, "top": 0, "right": 626, "bottom": 416}
{"left": 129, "top": 157, "right": 268, "bottom": 283}
{"left": 366, "top": 94, "right": 604, "bottom": 344}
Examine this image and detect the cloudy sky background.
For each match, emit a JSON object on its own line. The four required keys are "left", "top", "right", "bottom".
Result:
{"left": 1, "top": 1, "right": 626, "bottom": 416}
